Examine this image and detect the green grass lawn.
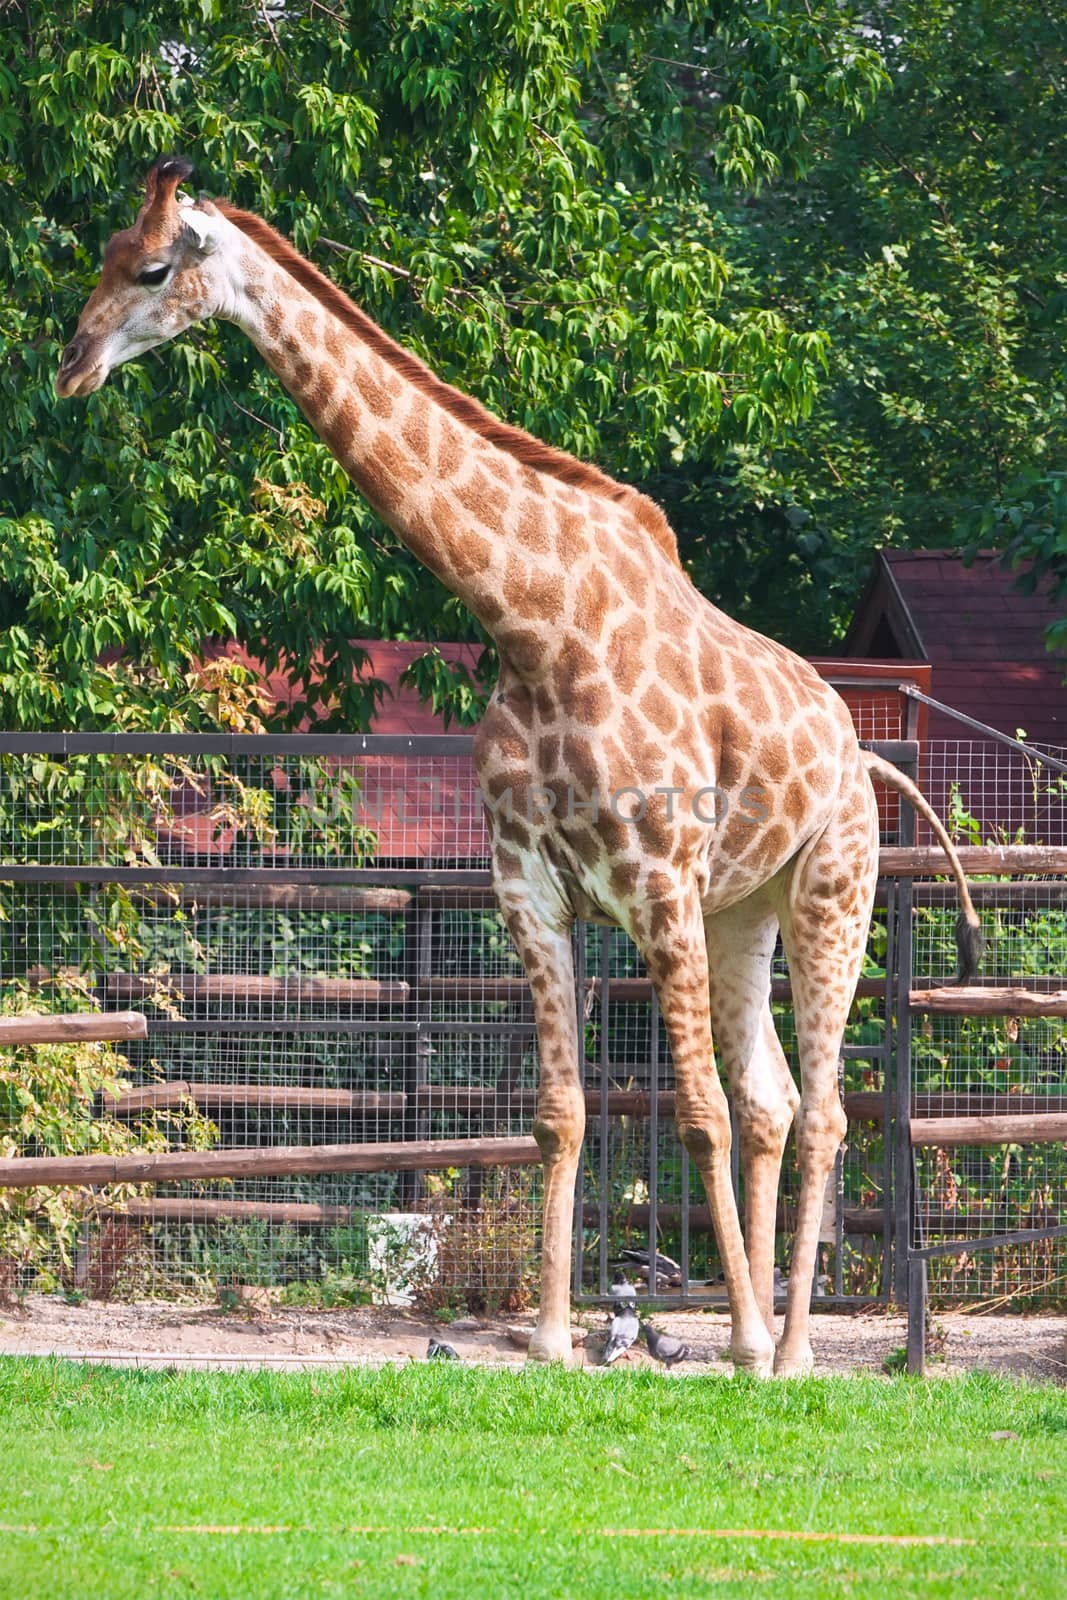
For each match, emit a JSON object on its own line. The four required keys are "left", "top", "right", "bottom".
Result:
{"left": 0, "top": 1358, "right": 1064, "bottom": 1599}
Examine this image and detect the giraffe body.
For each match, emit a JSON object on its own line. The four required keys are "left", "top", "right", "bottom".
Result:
{"left": 57, "top": 158, "right": 981, "bottom": 1374}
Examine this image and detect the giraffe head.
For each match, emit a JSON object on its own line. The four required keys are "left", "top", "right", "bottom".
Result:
{"left": 56, "top": 155, "right": 231, "bottom": 397}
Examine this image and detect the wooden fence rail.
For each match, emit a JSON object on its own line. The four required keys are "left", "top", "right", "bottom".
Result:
{"left": 0, "top": 1135, "right": 540, "bottom": 1189}
{"left": 105, "top": 1083, "right": 408, "bottom": 1116}
{"left": 910, "top": 1113, "right": 1067, "bottom": 1148}
{"left": 880, "top": 845, "right": 1067, "bottom": 875}
{"left": 910, "top": 987, "right": 1067, "bottom": 1017}
{"left": 0, "top": 1012, "right": 147, "bottom": 1045}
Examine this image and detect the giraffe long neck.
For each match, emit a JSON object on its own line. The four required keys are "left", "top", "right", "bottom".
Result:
{"left": 228, "top": 236, "right": 600, "bottom": 670}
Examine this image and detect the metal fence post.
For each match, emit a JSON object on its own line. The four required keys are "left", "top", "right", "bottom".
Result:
{"left": 572, "top": 923, "right": 587, "bottom": 1302}
{"left": 881, "top": 879, "right": 898, "bottom": 1303}
{"left": 906, "top": 1256, "right": 927, "bottom": 1375}
{"left": 893, "top": 756, "right": 917, "bottom": 1307}
{"left": 598, "top": 926, "right": 612, "bottom": 1298}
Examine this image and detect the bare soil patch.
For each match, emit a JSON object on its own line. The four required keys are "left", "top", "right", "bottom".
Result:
{"left": 0, "top": 1295, "right": 1062, "bottom": 1380}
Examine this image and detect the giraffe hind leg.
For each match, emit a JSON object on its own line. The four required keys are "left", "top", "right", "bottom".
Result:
{"left": 774, "top": 802, "right": 879, "bottom": 1376}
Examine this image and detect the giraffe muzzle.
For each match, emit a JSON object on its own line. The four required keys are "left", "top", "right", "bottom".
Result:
{"left": 55, "top": 337, "right": 105, "bottom": 398}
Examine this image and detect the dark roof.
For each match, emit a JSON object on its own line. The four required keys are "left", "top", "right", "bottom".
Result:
{"left": 845, "top": 551, "right": 1067, "bottom": 744}
{"left": 886, "top": 551, "right": 1063, "bottom": 660}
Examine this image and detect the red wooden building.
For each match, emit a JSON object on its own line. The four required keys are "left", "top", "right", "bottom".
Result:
{"left": 842, "top": 550, "right": 1067, "bottom": 843}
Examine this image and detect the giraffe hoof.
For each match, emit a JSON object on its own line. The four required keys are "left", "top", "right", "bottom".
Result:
{"left": 526, "top": 1329, "right": 580, "bottom": 1366}
{"left": 728, "top": 1338, "right": 775, "bottom": 1379}
{"left": 773, "top": 1349, "right": 814, "bottom": 1378}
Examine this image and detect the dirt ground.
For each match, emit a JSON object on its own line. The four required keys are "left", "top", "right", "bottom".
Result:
{"left": 0, "top": 1295, "right": 1063, "bottom": 1380}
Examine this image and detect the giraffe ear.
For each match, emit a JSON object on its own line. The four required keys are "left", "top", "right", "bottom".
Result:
{"left": 176, "top": 198, "right": 223, "bottom": 256}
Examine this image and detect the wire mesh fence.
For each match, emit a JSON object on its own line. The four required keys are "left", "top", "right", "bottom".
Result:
{"left": 904, "top": 733, "right": 1067, "bottom": 1304}
{"left": 917, "top": 737, "right": 1067, "bottom": 852}
{"left": 0, "top": 720, "right": 1064, "bottom": 1310}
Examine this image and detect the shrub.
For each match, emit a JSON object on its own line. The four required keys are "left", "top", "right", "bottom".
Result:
{"left": 0, "top": 980, "right": 216, "bottom": 1298}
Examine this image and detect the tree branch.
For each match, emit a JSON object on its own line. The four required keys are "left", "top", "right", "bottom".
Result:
{"left": 875, "top": 137, "right": 952, "bottom": 227}
{"left": 258, "top": 0, "right": 294, "bottom": 76}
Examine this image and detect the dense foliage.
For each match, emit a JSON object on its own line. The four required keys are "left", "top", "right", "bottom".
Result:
{"left": 0, "top": 981, "right": 216, "bottom": 1293}
{"left": 0, "top": 1, "right": 1062, "bottom": 731}
{"left": 737, "top": 0, "right": 1067, "bottom": 648}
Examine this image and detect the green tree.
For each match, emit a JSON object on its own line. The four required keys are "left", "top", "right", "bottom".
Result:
{"left": 0, "top": 0, "right": 886, "bottom": 728}
{"left": 728, "top": 0, "right": 1067, "bottom": 647}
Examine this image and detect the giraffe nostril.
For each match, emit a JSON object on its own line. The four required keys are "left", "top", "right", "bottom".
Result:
{"left": 60, "top": 338, "right": 84, "bottom": 370}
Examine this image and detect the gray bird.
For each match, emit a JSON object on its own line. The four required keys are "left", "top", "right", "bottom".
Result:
{"left": 602, "top": 1303, "right": 640, "bottom": 1365}
{"left": 427, "top": 1336, "right": 459, "bottom": 1361}
{"left": 640, "top": 1322, "right": 691, "bottom": 1367}
{"left": 609, "top": 1273, "right": 638, "bottom": 1311}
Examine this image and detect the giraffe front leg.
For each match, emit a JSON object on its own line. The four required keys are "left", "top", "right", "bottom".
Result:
{"left": 675, "top": 1092, "right": 774, "bottom": 1376}
{"left": 644, "top": 909, "right": 774, "bottom": 1378}
{"left": 498, "top": 898, "right": 584, "bottom": 1365}
{"left": 528, "top": 1066, "right": 586, "bottom": 1365}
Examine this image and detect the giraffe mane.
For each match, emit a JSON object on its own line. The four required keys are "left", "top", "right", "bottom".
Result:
{"left": 215, "top": 200, "right": 681, "bottom": 569}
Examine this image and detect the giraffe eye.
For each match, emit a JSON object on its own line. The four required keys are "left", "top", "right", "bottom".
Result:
{"left": 138, "top": 264, "right": 171, "bottom": 287}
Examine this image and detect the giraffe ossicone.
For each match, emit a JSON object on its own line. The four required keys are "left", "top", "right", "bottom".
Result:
{"left": 57, "top": 157, "right": 983, "bottom": 1376}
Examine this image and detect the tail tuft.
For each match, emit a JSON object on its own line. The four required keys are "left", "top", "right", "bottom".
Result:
{"left": 955, "top": 913, "right": 986, "bottom": 984}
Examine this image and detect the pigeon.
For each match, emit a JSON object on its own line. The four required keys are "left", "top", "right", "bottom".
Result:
{"left": 426, "top": 1337, "right": 459, "bottom": 1361}
{"left": 601, "top": 1300, "right": 640, "bottom": 1365}
{"left": 640, "top": 1322, "right": 691, "bottom": 1368}
{"left": 609, "top": 1273, "right": 638, "bottom": 1311}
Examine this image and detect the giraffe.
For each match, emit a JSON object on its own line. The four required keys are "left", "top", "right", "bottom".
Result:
{"left": 56, "top": 156, "right": 983, "bottom": 1375}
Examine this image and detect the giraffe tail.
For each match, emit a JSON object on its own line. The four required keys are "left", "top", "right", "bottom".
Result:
{"left": 861, "top": 750, "right": 985, "bottom": 982}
